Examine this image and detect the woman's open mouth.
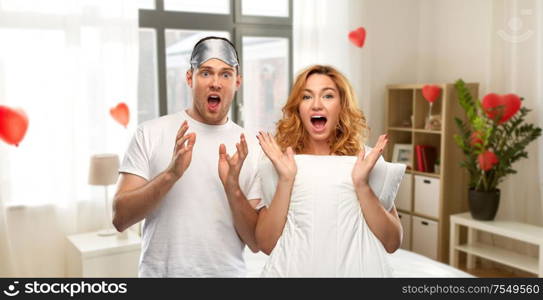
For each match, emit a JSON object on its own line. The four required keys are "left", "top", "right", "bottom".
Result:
{"left": 310, "top": 115, "right": 327, "bottom": 132}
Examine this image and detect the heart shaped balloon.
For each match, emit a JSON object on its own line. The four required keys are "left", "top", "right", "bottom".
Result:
{"left": 0, "top": 105, "right": 29, "bottom": 147}
{"left": 482, "top": 93, "right": 521, "bottom": 124}
{"left": 348, "top": 27, "right": 366, "bottom": 48}
{"left": 110, "top": 102, "right": 130, "bottom": 128}
{"left": 422, "top": 85, "right": 442, "bottom": 103}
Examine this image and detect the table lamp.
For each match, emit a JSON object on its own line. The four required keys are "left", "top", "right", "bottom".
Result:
{"left": 88, "top": 154, "right": 120, "bottom": 236}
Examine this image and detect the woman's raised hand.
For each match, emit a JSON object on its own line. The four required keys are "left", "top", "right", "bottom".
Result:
{"left": 257, "top": 132, "right": 297, "bottom": 181}
{"left": 352, "top": 134, "right": 388, "bottom": 187}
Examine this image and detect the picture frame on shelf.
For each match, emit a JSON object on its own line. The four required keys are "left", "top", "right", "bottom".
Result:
{"left": 392, "top": 143, "right": 413, "bottom": 169}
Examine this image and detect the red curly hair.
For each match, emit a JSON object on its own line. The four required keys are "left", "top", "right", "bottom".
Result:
{"left": 275, "top": 65, "right": 368, "bottom": 155}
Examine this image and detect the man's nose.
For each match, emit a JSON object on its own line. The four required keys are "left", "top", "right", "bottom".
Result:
{"left": 210, "top": 75, "right": 221, "bottom": 90}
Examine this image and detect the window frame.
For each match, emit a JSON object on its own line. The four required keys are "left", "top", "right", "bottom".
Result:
{"left": 138, "top": 0, "right": 292, "bottom": 126}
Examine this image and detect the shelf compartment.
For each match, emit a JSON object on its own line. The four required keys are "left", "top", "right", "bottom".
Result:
{"left": 455, "top": 242, "right": 539, "bottom": 275}
{"left": 413, "top": 132, "right": 441, "bottom": 174}
{"left": 385, "top": 130, "right": 412, "bottom": 170}
{"left": 387, "top": 89, "right": 414, "bottom": 128}
{"left": 414, "top": 87, "right": 444, "bottom": 130}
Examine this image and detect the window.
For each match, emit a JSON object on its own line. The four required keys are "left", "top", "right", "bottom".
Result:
{"left": 138, "top": 0, "right": 292, "bottom": 133}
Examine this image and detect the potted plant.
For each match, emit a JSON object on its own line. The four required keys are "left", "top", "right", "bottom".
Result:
{"left": 453, "top": 79, "right": 541, "bottom": 220}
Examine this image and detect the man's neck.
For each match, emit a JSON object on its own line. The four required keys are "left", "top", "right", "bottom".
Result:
{"left": 186, "top": 108, "right": 228, "bottom": 125}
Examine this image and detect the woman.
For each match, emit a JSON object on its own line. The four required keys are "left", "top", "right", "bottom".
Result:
{"left": 255, "top": 65, "right": 404, "bottom": 277}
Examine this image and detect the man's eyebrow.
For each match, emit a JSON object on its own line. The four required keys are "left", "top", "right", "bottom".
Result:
{"left": 221, "top": 67, "right": 235, "bottom": 72}
{"left": 198, "top": 66, "right": 235, "bottom": 72}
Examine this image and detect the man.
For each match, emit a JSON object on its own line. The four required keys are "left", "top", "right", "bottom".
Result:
{"left": 113, "top": 36, "right": 263, "bottom": 277}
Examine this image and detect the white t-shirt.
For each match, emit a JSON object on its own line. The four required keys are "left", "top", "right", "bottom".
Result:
{"left": 119, "top": 110, "right": 261, "bottom": 277}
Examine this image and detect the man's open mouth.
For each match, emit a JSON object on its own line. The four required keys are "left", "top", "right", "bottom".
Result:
{"left": 207, "top": 95, "right": 221, "bottom": 111}
{"left": 310, "top": 115, "right": 327, "bottom": 131}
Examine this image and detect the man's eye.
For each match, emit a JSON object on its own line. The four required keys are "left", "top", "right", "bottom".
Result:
{"left": 222, "top": 73, "right": 232, "bottom": 78}
{"left": 202, "top": 71, "right": 210, "bottom": 77}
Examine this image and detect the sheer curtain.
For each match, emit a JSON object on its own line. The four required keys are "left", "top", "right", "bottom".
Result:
{"left": 293, "top": 0, "right": 366, "bottom": 123}
{"left": 0, "top": 0, "right": 139, "bottom": 276}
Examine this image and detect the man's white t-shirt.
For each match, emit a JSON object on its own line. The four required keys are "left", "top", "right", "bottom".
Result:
{"left": 120, "top": 110, "right": 261, "bottom": 277}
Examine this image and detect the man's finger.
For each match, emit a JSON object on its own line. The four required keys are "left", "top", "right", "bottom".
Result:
{"left": 187, "top": 133, "right": 196, "bottom": 148}
{"left": 176, "top": 134, "right": 191, "bottom": 150}
{"left": 176, "top": 121, "right": 189, "bottom": 140}
{"left": 219, "top": 143, "right": 227, "bottom": 160}
{"left": 235, "top": 142, "right": 242, "bottom": 159}
{"left": 240, "top": 134, "right": 248, "bottom": 157}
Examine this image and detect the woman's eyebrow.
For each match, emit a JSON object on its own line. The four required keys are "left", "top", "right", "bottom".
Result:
{"left": 321, "top": 87, "right": 337, "bottom": 93}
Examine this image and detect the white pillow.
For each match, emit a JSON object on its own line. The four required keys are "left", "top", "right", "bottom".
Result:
{"left": 258, "top": 146, "right": 406, "bottom": 211}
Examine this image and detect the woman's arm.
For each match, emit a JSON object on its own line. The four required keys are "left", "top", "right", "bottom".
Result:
{"left": 355, "top": 185, "right": 402, "bottom": 253}
{"left": 255, "top": 177, "right": 295, "bottom": 255}
{"left": 352, "top": 134, "right": 403, "bottom": 253}
{"left": 254, "top": 132, "right": 297, "bottom": 255}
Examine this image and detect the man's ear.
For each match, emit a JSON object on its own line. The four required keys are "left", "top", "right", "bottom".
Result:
{"left": 235, "top": 74, "right": 242, "bottom": 90}
{"left": 186, "top": 69, "right": 193, "bottom": 88}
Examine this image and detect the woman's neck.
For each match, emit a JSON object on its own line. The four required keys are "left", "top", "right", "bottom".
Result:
{"left": 305, "top": 139, "right": 331, "bottom": 155}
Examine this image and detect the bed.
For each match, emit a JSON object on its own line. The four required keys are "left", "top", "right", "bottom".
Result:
{"left": 243, "top": 249, "right": 474, "bottom": 277}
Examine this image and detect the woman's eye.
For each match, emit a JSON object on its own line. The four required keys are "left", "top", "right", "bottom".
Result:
{"left": 324, "top": 94, "right": 334, "bottom": 99}
{"left": 302, "top": 95, "right": 311, "bottom": 100}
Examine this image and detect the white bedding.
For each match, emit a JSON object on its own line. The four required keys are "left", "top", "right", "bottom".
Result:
{"left": 244, "top": 249, "right": 474, "bottom": 277}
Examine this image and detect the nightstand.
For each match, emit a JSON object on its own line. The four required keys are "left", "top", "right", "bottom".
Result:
{"left": 66, "top": 230, "right": 141, "bottom": 277}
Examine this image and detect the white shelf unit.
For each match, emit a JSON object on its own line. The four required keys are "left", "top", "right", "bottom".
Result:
{"left": 450, "top": 212, "right": 543, "bottom": 277}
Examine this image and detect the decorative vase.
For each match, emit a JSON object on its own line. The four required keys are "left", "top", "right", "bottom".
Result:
{"left": 468, "top": 189, "right": 500, "bottom": 221}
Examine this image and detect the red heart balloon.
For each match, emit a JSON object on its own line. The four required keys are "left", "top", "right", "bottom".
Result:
{"left": 0, "top": 105, "right": 29, "bottom": 147}
{"left": 110, "top": 102, "right": 130, "bottom": 128}
{"left": 482, "top": 93, "right": 521, "bottom": 124}
{"left": 348, "top": 27, "right": 366, "bottom": 48}
{"left": 422, "top": 85, "right": 442, "bottom": 103}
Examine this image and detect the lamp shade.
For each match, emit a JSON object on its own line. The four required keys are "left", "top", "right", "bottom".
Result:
{"left": 88, "top": 154, "right": 120, "bottom": 185}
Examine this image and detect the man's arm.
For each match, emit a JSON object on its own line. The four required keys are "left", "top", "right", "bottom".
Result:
{"left": 218, "top": 135, "right": 262, "bottom": 252}
{"left": 113, "top": 121, "right": 196, "bottom": 232}
{"left": 222, "top": 183, "right": 261, "bottom": 252}
{"left": 113, "top": 172, "right": 178, "bottom": 232}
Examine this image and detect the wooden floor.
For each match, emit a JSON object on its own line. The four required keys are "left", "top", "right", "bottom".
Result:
{"left": 458, "top": 263, "right": 537, "bottom": 278}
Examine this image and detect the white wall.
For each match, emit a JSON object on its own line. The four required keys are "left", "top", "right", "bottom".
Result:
{"left": 360, "top": 0, "right": 421, "bottom": 141}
